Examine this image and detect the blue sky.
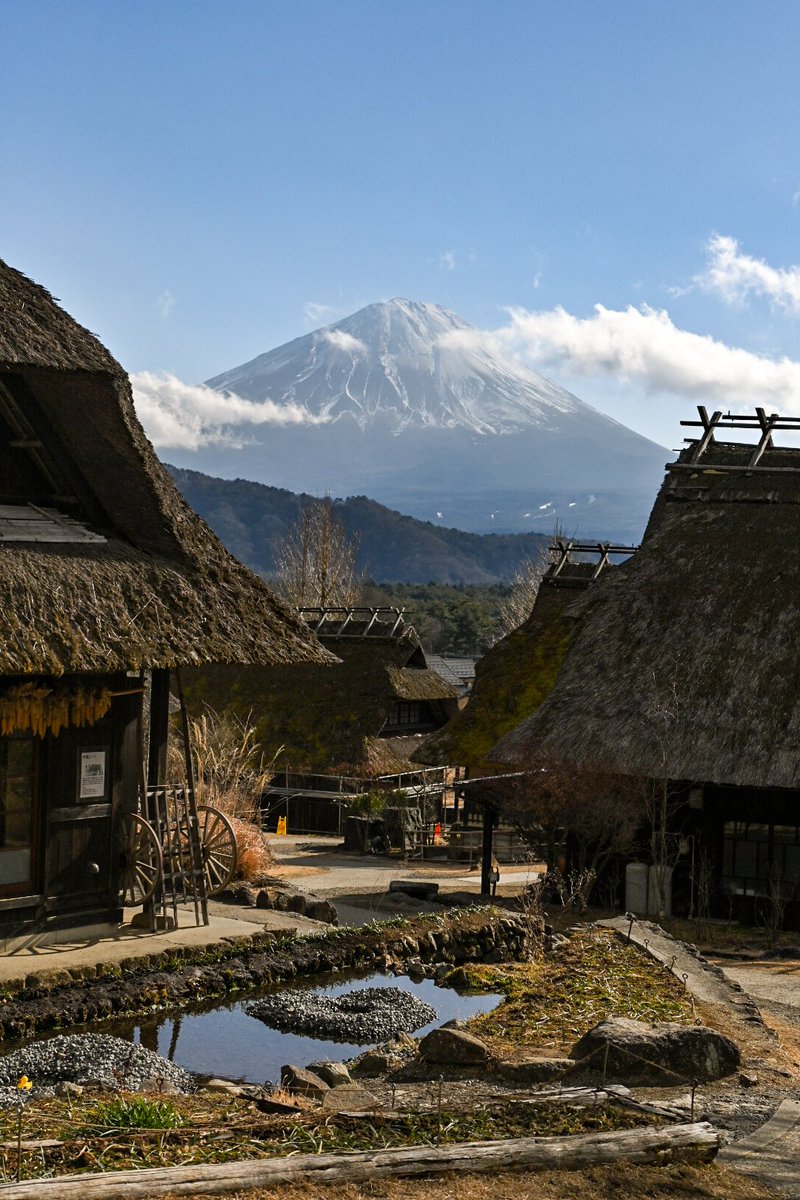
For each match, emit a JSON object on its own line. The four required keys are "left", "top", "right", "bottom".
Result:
{"left": 4, "top": 1, "right": 800, "bottom": 450}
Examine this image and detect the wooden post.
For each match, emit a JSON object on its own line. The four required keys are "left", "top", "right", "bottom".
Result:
{"left": 481, "top": 801, "right": 496, "bottom": 896}
{"left": 138, "top": 667, "right": 170, "bottom": 932}
{"left": 147, "top": 669, "right": 170, "bottom": 788}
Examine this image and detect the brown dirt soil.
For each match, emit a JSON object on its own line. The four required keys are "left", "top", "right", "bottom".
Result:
{"left": 161, "top": 1162, "right": 779, "bottom": 1200}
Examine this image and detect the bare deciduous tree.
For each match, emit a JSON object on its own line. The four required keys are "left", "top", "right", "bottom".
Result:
{"left": 507, "top": 759, "right": 642, "bottom": 886}
{"left": 273, "top": 499, "right": 362, "bottom": 609}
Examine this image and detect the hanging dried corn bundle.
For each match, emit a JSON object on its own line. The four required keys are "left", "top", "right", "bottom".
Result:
{"left": 0, "top": 681, "right": 113, "bottom": 737}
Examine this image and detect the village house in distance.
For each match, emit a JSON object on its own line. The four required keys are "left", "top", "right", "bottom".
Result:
{"left": 492, "top": 408, "right": 800, "bottom": 925}
{"left": 0, "top": 259, "right": 330, "bottom": 947}
{"left": 183, "top": 605, "right": 460, "bottom": 844}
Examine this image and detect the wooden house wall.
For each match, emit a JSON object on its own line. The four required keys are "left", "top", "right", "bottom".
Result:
{"left": 0, "top": 674, "right": 140, "bottom": 933}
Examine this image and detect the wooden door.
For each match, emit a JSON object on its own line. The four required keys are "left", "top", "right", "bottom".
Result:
{"left": 0, "top": 735, "right": 41, "bottom": 899}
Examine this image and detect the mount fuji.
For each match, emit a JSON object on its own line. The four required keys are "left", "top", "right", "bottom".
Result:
{"left": 180, "top": 299, "right": 667, "bottom": 540}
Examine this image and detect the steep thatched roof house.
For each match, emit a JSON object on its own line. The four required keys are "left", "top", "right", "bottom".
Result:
{"left": 415, "top": 544, "right": 635, "bottom": 777}
{"left": 0, "top": 259, "right": 329, "bottom": 941}
{"left": 183, "top": 607, "right": 459, "bottom": 832}
{"left": 492, "top": 409, "right": 800, "bottom": 921}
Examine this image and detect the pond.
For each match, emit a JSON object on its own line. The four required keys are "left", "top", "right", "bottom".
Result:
{"left": 108, "top": 972, "right": 503, "bottom": 1086}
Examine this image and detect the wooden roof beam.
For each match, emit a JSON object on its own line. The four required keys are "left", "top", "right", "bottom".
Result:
{"left": 748, "top": 407, "right": 778, "bottom": 468}
{"left": 683, "top": 406, "right": 723, "bottom": 463}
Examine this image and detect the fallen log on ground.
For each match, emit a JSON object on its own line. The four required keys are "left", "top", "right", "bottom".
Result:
{"left": 0, "top": 1122, "right": 720, "bottom": 1200}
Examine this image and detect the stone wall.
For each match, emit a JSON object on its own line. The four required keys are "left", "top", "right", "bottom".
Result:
{"left": 0, "top": 908, "right": 530, "bottom": 1042}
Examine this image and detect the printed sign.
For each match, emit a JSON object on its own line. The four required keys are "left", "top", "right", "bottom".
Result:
{"left": 79, "top": 751, "right": 107, "bottom": 800}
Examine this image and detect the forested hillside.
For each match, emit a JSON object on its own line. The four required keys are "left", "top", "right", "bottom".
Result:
{"left": 169, "top": 466, "right": 551, "bottom": 585}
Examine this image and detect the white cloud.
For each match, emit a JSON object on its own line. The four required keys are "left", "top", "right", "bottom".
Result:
{"left": 131, "top": 371, "right": 328, "bottom": 451}
{"left": 319, "top": 329, "right": 367, "bottom": 354}
{"left": 304, "top": 301, "right": 337, "bottom": 326}
{"left": 481, "top": 303, "right": 800, "bottom": 414}
{"left": 156, "top": 290, "right": 175, "bottom": 318}
{"left": 439, "top": 250, "right": 456, "bottom": 271}
{"left": 698, "top": 234, "right": 800, "bottom": 313}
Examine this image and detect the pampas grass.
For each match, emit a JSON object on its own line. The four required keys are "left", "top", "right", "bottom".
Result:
{"left": 171, "top": 706, "right": 281, "bottom": 881}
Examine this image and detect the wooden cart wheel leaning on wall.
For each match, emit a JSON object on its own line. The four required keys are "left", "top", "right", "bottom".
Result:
{"left": 118, "top": 805, "right": 236, "bottom": 907}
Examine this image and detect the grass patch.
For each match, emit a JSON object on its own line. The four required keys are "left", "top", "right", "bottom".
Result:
{"left": 82, "top": 1095, "right": 185, "bottom": 1134}
{"left": 465, "top": 926, "right": 693, "bottom": 1057}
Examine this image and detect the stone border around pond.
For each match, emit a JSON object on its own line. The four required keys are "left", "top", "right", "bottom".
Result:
{"left": 0, "top": 909, "right": 533, "bottom": 1044}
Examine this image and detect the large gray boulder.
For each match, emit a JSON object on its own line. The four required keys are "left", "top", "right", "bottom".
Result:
{"left": 308, "top": 1060, "right": 352, "bottom": 1087}
{"left": 571, "top": 1017, "right": 740, "bottom": 1084}
{"left": 418, "top": 1027, "right": 492, "bottom": 1066}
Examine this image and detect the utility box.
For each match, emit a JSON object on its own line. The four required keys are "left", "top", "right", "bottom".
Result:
{"left": 625, "top": 861, "right": 649, "bottom": 914}
{"left": 625, "top": 861, "right": 673, "bottom": 917}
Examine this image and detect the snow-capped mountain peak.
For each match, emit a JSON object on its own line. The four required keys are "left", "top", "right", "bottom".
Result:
{"left": 206, "top": 298, "right": 586, "bottom": 435}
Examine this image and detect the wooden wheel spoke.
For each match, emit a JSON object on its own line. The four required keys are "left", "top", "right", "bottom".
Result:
{"left": 119, "top": 813, "right": 162, "bottom": 907}
{"left": 195, "top": 806, "right": 237, "bottom": 896}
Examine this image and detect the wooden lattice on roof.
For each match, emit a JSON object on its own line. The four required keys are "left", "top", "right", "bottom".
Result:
{"left": 672, "top": 405, "right": 800, "bottom": 473}
{"left": 300, "top": 606, "right": 415, "bottom": 639}
{"left": 546, "top": 540, "right": 638, "bottom": 586}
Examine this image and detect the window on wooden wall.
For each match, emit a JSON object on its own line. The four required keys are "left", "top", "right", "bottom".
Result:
{"left": 0, "top": 736, "right": 37, "bottom": 894}
{"left": 722, "top": 821, "right": 800, "bottom": 899}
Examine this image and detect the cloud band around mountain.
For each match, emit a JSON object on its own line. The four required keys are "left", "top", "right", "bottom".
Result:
{"left": 131, "top": 371, "right": 327, "bottom": 450}
{"left": 483, "top": 303, "right": 800, "bottom": 414}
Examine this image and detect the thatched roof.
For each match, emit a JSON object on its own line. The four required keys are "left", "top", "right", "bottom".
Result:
{"left": 414, "top": 561, "right": 614, "bottom": 773}
{"left": 0, "top": 260, "right": 330, "bottom": 674}
{"left": 492, "top": 436, "right": 800, "bottom": 790}
{"left": 182, "top": 615, "right": 458, "bottom": 775}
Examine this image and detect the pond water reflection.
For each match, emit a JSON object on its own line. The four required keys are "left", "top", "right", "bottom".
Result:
{"left": 111, "top": 973, "right": 502, "bottom": 1085}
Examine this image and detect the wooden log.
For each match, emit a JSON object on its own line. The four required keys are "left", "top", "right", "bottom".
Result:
{"left": 0, "top": 1123, "right": 719, "bottom": 1200}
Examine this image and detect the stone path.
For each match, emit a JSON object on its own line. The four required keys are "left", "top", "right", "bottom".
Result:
{"left": 719, "top": 1100, "right": 800, "bottom": 1197}
{"left": 601, "top": 918, "right": 800, "bottom": 1196}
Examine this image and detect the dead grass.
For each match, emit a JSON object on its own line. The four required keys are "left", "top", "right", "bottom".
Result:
{"left": 230, "top": 817, "right": 276, "bottom": 881}
{"left": 160, "top": 1162, "right": 779, "bottom": 1200}
{"left": 466, "top": 926, "right": 693, "bottom": 1057}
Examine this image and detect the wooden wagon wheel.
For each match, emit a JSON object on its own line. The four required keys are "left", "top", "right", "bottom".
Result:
{"left": 196, "top": 805, "right": 237, "bottom": 896}
{"left": 119, "top": 813, "right": 162, "bottom": 907}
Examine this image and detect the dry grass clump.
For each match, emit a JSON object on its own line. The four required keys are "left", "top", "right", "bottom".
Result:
{"left": 229, "top": 816, "right": 276, "bottom": 881}
{"left": 468, "top": 927, "right": 693, "bottom": 1057}
{"left": 171, "top": 706, "right": 281, "bottom": 882}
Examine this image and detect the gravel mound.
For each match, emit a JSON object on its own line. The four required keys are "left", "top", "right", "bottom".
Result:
{"left": 0, "top": 1034, "right": 194, "bottom": 1102}
{"left": 247, "top": 986, "right": 437, "bottom": 1044}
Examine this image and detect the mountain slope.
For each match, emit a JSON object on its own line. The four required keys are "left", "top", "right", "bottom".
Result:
{"left": 173, "top": 299, "right": 668, "bottom": 541}
{"left": 168, "top": 466, "right": 553, "bottom": 584}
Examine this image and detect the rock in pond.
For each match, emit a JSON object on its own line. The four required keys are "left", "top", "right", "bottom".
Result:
{"left": 571, "top": 1017, "right": 740, "bottom": 1084}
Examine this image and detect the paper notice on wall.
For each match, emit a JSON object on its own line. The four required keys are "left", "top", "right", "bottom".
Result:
{"left": 79, "top": 751, "right": 106, "bottom": 799}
